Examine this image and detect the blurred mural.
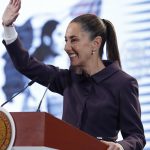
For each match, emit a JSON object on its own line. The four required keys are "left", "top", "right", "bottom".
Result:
{"left": 122, "top": 0, "right": 150, "bottom": 149}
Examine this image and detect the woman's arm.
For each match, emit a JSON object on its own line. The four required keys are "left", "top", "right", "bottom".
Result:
{"left": 118, "top": 78, "right": 146, "bottom": 149}
{"left": 3, "top": 36, "right": 70, "bottom": 95}
{"left": 2, "top": 0, "right": 70, "bottom": 95}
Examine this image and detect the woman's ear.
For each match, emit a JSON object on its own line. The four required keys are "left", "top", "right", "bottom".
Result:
{"left": 93, "top": 36, "right": 102, "bottom": 50}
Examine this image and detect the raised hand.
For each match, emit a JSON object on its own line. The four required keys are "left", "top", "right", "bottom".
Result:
{"left": 2, "top": 0, "right": 21, "bottom": 26}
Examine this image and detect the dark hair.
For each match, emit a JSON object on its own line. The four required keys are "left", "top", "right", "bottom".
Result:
{"left": 70, "top": 14, "right": 121, "bottom": 67}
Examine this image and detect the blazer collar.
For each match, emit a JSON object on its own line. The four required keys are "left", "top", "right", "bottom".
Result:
{"left": 70, "top": 60, "right": 121, "bottom": 83}
{"left": 91, "top": 60, "right": 121, "bottom": 83}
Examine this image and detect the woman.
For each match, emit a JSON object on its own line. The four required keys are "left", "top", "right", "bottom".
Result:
{"left": 2, "top": 0, "right": 146, "bottom": 149}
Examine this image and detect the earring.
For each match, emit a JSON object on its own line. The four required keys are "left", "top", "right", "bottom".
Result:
{"left": 92, "top": 50, "right": 95, "bottom": 55}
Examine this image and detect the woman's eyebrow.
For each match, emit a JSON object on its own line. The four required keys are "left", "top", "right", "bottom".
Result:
{"left": 64, "top": 35, "right": 78, "bottom": 39}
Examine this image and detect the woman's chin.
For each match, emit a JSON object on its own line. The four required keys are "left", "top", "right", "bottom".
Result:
{"left": 70, "top": 61, "right": 78, "bottom": 67}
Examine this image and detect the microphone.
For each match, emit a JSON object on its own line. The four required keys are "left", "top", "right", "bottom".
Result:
{"left": 1, "top": 77, "right": 38, "bottom": 107}
{"left": 36, "top": 81, "right": 51, "bottom": 112}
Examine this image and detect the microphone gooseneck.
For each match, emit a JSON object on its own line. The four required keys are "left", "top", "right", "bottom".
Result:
{"left": 36, "top": 82, "right": 51, "bottom": 112}
{"left": 1, "top": 77, "right": 38, "bottom": 107}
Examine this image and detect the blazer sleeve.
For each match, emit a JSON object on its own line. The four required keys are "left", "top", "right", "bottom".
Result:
{"left": 2, "top": 38, "right": 70, "bottom": 95}
{"left": 118, "top": 78, "right": 146, "bottom": 150}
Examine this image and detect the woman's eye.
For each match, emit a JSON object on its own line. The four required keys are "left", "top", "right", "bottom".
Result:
{"left": 71, "top": 39, "right": 78, "bottom": 42}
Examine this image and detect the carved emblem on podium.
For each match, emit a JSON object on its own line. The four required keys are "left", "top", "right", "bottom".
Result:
{"left": 0, "top": 107, "right": 15, "bottom": 150}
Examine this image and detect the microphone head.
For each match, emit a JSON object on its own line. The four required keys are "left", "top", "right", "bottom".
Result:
{"left": 1, "top": 77, "right": 38, "bottom": 107}
{"left": 28, "top": 77, "right": 38, "bottom": 86}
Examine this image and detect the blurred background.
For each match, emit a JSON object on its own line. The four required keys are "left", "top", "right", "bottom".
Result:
{"left": 0, "top": 0, "right": 150, "bottom": 149}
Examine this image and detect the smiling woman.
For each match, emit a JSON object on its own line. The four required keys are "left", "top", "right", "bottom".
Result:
{"left": 1, "top": 0, "right": 146, "bottom": 150}
{"left": 64, "top": 15, "right": 120, "bottom": 76}
{"left": 64, "top": 22, "right": 100, "bottom": 72}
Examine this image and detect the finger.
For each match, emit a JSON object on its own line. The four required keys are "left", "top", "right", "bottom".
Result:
{"left": 101, "top": 140, "right": 109, "bottom": 145}
{"left": 18, "top": 0, "right": 21, "bottom": 9}
{"left": 100, "top": 141, "right": 110, "bottom": 148}
{"left": 18, "top": 0, "right": 21, "bottom": 8}
{"left": 11, "top": 0, "right": 17, "bottom": 5}
{"left": 14, "top": 0, "right": 20, "bottom": 6}
{"left": 108, "top": 144, "right": 120, "bottom": 150}
{"left": 101, "top": 141, "right": 117, "bottom": 150}
{"left": 15, "top": 1, "right": 21, "bottom": 12}
{"left": 107, "top": 144, "right": 120, "bottom": 150}
{"left": 13, "top": 0, "right": 21, "bottom": 12}
{"left": 9, "top": 0, "right": 13, "bottom": 4}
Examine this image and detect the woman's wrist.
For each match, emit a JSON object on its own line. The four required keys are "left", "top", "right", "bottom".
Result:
{"left": 3, "top": 24, "right": 18, "bottom": 45}
{"left": 2, "top": 21, "right": 13, "bottom": 27}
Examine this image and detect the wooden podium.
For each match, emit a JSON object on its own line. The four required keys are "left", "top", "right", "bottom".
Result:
{"left": 11, "top": 112, "right": 108, "bottom": 150}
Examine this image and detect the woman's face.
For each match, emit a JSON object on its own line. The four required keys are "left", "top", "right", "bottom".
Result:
{"left": 64, "top": 22, "right": 94, "bottom": 67}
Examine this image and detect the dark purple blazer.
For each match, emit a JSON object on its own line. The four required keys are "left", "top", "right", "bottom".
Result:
{"left": 3, "top": 38, "right": 146, "bottom": 150}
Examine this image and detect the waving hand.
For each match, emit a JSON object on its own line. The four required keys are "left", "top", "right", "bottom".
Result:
{"left": 2, "top": 0, "right": 21, "bottom": 26}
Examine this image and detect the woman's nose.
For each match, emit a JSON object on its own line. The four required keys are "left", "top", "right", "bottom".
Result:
{"left": 64, "top": 42, "right": 72, "bottom": 52}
